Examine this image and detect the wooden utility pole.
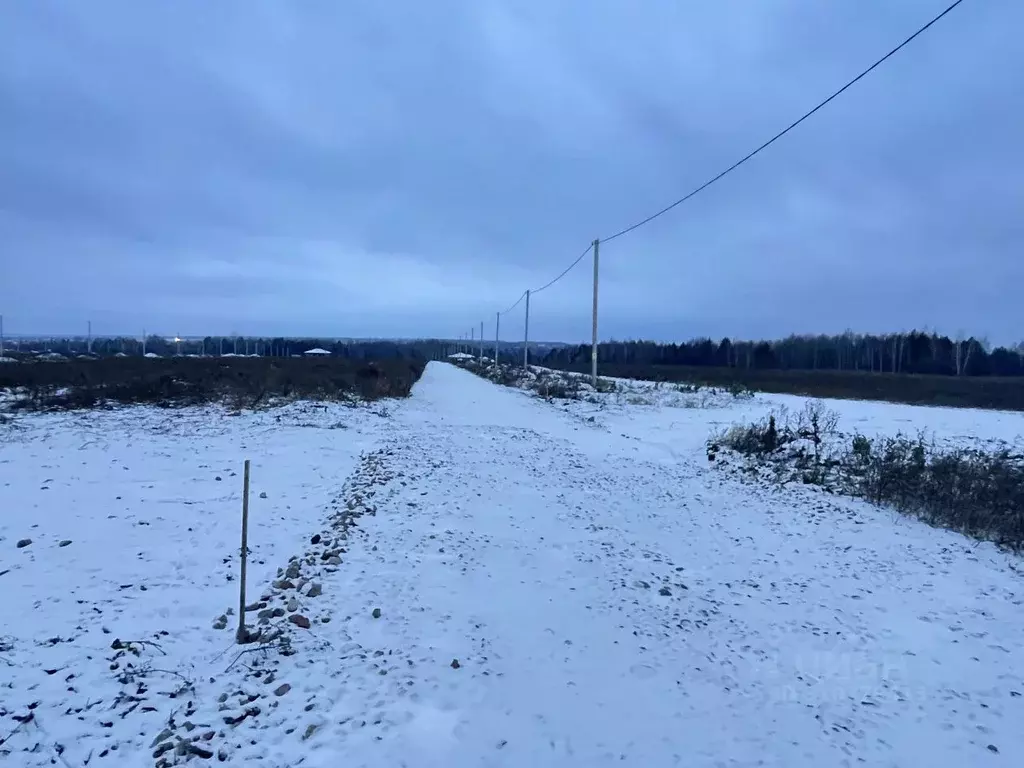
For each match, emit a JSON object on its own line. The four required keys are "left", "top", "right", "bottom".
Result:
{"left": 591, "top": 238, "right": 600, "bottom": 387}
{"left": 523, "top": 289, "right": 530, "bottom": 369}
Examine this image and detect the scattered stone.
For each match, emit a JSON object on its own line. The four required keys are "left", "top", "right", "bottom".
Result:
{"left": 272, "top": 607, "right": 286, "bottom": 618}
{"left": 58, "top": 540, "right": 72, "bottom": 547}
{"left": 259, "top": 491, "right": 268, "bottom": 499}
{"left": 306, "top": 583, "right": 322, "bottom": 598}
{"left": 202, "top": 731, "right": 215, "bottom": 741}
{"left": 450, "top": 658, "right": 461, "bottom": 670}
{"left": 327, "top": 556, "right": 342, "bottom": 566}
{"left": 223, "top": 706, "right": 260, "bottom": 726}
{"left": 289, "top": 614, "right": 311, "bottom": 630}
{"left": 371, "top": 608, "right": 382, "bottom": 619}
{"left": 150, "top": 729, "right": 173, "bottom": 748}
{"left": 302, "top": 724, "right": 318, "bottom": 741}
{"left": 987, "top": 745, "right": 999, "bottom": 754}
{"left": 218, "top": 748, "right": 229, "bottom": 761}
{"left": 311, "top": 534, "right": 321, "bottom": 545}
{"left": 257, "top": 609, "right": 274, "bottom": 621}
{"left": 215, "top": 476, "right": 222, "bottom": 482}
{"left": 245, "top": 601, "right": 267, "bottom": 612}
{"left": 659, "top": 586, "right": 672, "bottom": 597}
{"left": 286, "top": 598, "right": 299, "bottom": 613}
{"left": 213, "top": 615, "right": 228, "bottom": 630}
{"left": 217, "top": 693, "right": 228, "bottom": 704}
{"left": 16, "top": 539, "right": 31, "bottom": 549}
{"left": 274, "top": 684, "right": 291, "bottom": 697}
{"left": 153, "top": 742, "right": 175, "bottom": 759}
{"left": 285, "top": 562, "right": 301, "bottom": 579}
{"left": 273, "top": 579, "right": 296, "bottom": 590}
{"left": 187, "top": 743, "right": 214, "bottom": 759}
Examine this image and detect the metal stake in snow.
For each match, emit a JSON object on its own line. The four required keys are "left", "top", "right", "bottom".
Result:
{"left": 236, "top": 459, "right": 251, "bottom": 644}
{"left": 591, "top": 238, "right": 600, "bottom": 387}
{"left": 523, "top": 289, "right": 530, "bottom": 369}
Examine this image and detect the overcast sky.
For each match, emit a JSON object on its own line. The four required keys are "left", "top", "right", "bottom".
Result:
{"left": 2, "top": 0, "right": 1021, "bottom": 344}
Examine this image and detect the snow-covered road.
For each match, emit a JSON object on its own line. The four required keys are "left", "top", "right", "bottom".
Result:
{"left": 3, "top": 362, "right": 1023, "bottom": 767}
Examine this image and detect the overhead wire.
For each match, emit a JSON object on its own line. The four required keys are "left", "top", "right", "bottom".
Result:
{"left": 479, "top": 0, "right": 967, "bottom": 334}
{"left": 529, "top": 242, "right": 593, "bottom": 296}
{"left": 499, "top": 291, "right": 528, "bottom": 316}
{"left": 599, "top": 0, "right": 967, "bottom": 244}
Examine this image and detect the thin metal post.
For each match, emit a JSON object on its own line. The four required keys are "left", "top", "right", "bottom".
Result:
{"left": 142, "top": 328, "right": 146, "bottom": 356}
{"left": 87, "top": 320, "right": 92, "bottom": 355}
{"left": 0, "top": 314, "right": 4, "bottom": 358}
{"left": 523, "top": 289, "right": 530, "bottom": 369}
{"left": 479, "top": 321, "right": 484, "bottom": 361}
{"left": 591, "top": 238, "right": 600, "bottom": 387}
{"left": 495, "top": 312, "right": 500, "bottom": 364}
{"left": 237, "top": 459, "right": 251, "bottom": 644}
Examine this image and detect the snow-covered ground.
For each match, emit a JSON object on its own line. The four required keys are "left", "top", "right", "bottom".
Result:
{"left": 2, "top": 363, "right": 1023, "bottom": 766}
{"left": 494, "top": 363, "right": 1024, "bottom": 458}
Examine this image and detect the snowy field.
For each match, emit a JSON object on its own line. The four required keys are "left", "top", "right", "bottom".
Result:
{"left": 2, "top": 362, "right": 1023, "bottom": 766}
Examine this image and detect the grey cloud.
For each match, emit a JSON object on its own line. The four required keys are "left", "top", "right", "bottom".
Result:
{"left": 1, "top": 0, "right": 1021, "bottom": 343}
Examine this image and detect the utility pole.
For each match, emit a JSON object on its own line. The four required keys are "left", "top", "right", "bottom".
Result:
{"left": 479, "top": 321, "right": 484, "bottom": 362}
{"left": 591, "top": 238, "right": 600, "bottom": 387}
{"left": 142, "top": 328, "right": 147, "bottom": 356}
{"left": 494, "top": 311, "right": 500, "bottom": 364}
{"left": 523, "top": 289, "right": 530, "bottom": 369}
{"left": 0, "top": 314, "right": 4, "bottom": 358}
{"left": 87, "top": 320, "right": 92, "bottom": 355}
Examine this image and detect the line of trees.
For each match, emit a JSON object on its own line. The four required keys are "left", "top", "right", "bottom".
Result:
{"left": 10, "top": 330, "right": 1024, "bottom": 378}
{"left": 6, "top": 335, "right": 437, "bottom": 361}
{"left": 539, "top": 331, "right": 1024, "bottom": 378}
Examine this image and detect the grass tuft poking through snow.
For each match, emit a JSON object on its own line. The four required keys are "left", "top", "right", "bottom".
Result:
{"left": 710, "top": 400, "right": 1024, "bottom": 550}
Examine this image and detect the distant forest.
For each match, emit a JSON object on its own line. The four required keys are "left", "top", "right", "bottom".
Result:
{"left": 537, "top": 332, "right": 1024, "bottom": 378}
{"left": 7, "top": 330, "right": 1024, "bottom": 378}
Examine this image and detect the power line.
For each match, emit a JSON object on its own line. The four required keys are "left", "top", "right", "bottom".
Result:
{"left": 473, "top": 0, "right": 966, "bottom": 348}
{"left": 600, "top": 0, "right": 966, "bottom": 244}
{"left": 499, "top": 291, "right": 528, "bottom": 316}
{"left": 530, "top": 243, "right": 594, "bottom": 296}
